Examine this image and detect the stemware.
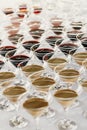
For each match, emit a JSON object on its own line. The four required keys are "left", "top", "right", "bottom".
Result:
{"left": 22, "top": 64, "right": 44, "bottom": 78}
{"left": 28, "top": 20, "right": 41, "bottom": 30}
{"left": 58, "top": 39, "right": 79, "bottom": 64}
{"left": 70, "top": 21, "right": 83, "bottom": 30}
{"left": 3, "top": 8, "right": 14, "bottom": 15}
{"left": 58, "top": 68, "right": 80, "bottom": 88}
{"left": 72, "top": 48, "right": 87, "bottom": 66}
{"left": 22, "top": 40, "right": 39, "bottom": 52}
{"left": 23, "top": 97, "right": 48, "bottom": 130}
{"left": 29, "top": 28, "right": 44, "bottom": 40}
{"left": 7, "top": 28, "right": 19, "bottom": 35}
{"left": 50, "top": 17, "right": 63, "bottom": 27}
{"left": 0, "top": 71, "right": 15, "bottom": 111}
{"left": 18, "top": 4, "right": 28, "bottom": 18}
{"left": 52, "top": 25, "right": 65, "bottom": 36}
{"left": 0, "top": 45, "right": 16, "bottom": 57}
{"left": 6, "top": 48, "right": 30, "bottom": 68}
{"left": 31, "top": 40, "right": 54, "bottom": 61}
{"left": 54, "top": 88, "right": 78, "bottom": 130}
{"left": 3, "top": 85, "right": 28, "bottom": 128}
{"left": 5, "top": 48, "right": 31, "bottom": 85}
{"left": 44, "top": 29, "right": 64, "bottom": 48}
{"left": 43, "top": 51, "right": 67, "bottom": 71}
{"left": 8, "top": 33, "right": 24, "bottom": 45}
{"left": 58, "top": 40, "right": 79, "bottom": 56}
{"left": 67, "top": 30, "right": 83, "bottom": 41}
{"left": 31, "top": 76, "right": 56, "bottom": 118}
{"left": 46, "top": 35, "right": 63, "bottom": 48}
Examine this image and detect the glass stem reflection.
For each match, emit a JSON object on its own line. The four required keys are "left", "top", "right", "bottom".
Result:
{"left": 35, "top": 117, "right": 40, "bottom": 130}
{"left": 14, "top": 102, "right": 19, "bottom": 116}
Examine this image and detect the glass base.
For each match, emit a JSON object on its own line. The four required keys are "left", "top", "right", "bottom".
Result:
{"left": 71, "top": 99, "right": 80, "bottom": 109}
{"left": 27, "top": 91, "right": 47, "bottom": 99}
{"left": 42, "top": 107, "right": 55, "bottom": 118}
{"left": 0, "top": 98, "right": 15, "bottom": 111}
{"left": 82, "top": 111, "right": 87, "bottom": 118}
{"left": 14, "top": 79, "right": 25, "bottom": 86}
{"left": 58, "top": 119, "right": 77, "bottom": 130}
{"left": 9, "top": 115, "right": 28, "bottom": 128}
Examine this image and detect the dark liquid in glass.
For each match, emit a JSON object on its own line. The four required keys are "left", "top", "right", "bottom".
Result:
{"left": 33, "top": 7, "right": 42, "bottom": 14}
{"left": 52, "top": 26, "right": 64, "bottom": 35}
{"left": 67, "top": 31, "right": 83, "bottom": 41}
{"left": 3, "top": 8, "right": 14, "bottom": 15}
{"left": 9, "top": 55, "right": 29, "bottom": 67}
{"left": 23, "top": 40, "right": 39, "bottom": 50}
{"left": 0, "top": 46, "right": 16, "bottom": 57}
{"left": 73, "top": 26, "right": 82, "bottom": 30}
{"left": 59, "top": 43, "right": 78, "bottom": 55}
{"left": 46, "top": 36, "right": 63, "bottom": 47}
{"left": 35, "top": 48, "right": 54, "bottom": 60}
{"left": 8, "top": 34, "right": 24, "bottom": 44}
{"left": 29, "top": 29, "right": 44, "bottom": 37}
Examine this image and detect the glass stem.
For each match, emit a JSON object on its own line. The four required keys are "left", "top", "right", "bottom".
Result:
{"left": 64, "top": 107, "right": 69, "bottom": 119}
{"left": 35, "top": 117, "right": 40, "bottom": 130}
{"left": 15, "top": 103, "right": 19, "bottom": 116}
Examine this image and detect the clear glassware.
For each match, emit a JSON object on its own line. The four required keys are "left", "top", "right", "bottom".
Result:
{"left": 3, "top": 85, "right": 28, "bottom": 128}
{"left": 67, "top": 30, "right": 83, "bottom": 42}
{"left": 31, "top": 75, "right": 56, "bottom": 118}
{"left": 43, "top": 50, "right": 67, "bottom": 72}
{"left": 58, "top": 67, "right": 80, "bottom": 88}
{"left": 23, "top": 97, "right": 48, "bottom": 130}
{"left": 8, "top": 33, "right": 24, "bottom": 47}
{"left": 22, "top": 34, "right": 40, "bottom": 53}
{"left": 5, "top": 48, "right": 30, "bottom": 85}
{"left": 0, "top": 71, "right": 16, "bottom": 111}
{"left": 58, "top": 39, "right": 80, "bottom": 64}
{"left": 31, "top": 40, "right": 54, "bottom": 61}
{"left": 42, "top": 29, "right": 64, "bottom": 49}
{"left": 71, "top": 46, "right": 87, "bottom": 67}
{"left": 54, "top": 88, "right": 78, "bottom": 130}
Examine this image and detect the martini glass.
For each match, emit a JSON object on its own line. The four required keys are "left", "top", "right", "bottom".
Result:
{"left": 6, "top": 48, "right": 30, "bottom": 68}
{"left": 71, "top": 47, "right": 87, "bottom": 66}
{"left": 58, "top": 68, "right": 80, "bottom": 88}
{"left": 23, "top": 97, "right": 48, "bottom": 130}
{"left": 43, "top": 51, "right": 67, "bottom": 71}
{"left": 58, "top": 39, "right": 79, "bottom": 64}
{"left": 70, "top": 21, "right": 83, "bottom": 30}
{"left": 67, "top": 30, "right": 83, "bottom": 42}
{"left": 32, "top": 76, "right": 56, "bottom": 118}
{"left": 5, "top": 49, "right": 30, "bottom": 85}
{"left": 31, "top": 40, "right": 54, "bottom": 61}
{"left": 54, "top": 88, "right": 78, "bottom": 130}
{"left": 0, "top": 71, "right": 16, "bottom": 111}
{"left": 29, "top": 28, "right": 44, "bottom": 40}
{"left": 3, "top": 85, "right": 28, "bottom": 128}
{"left": 8, "top": 33, "right": 24, "bottom": 46}
{"left": 22, "top": 40, "right": 39, "bottom": 52}
{"left": 0, "top": 45, "right": 16, "bottom": 58}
